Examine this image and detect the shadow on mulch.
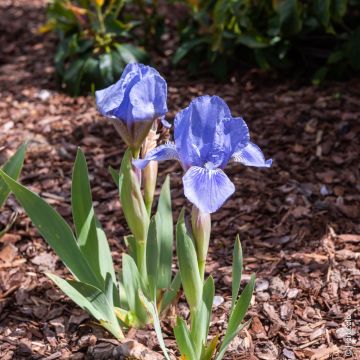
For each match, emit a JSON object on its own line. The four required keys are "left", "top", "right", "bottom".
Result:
{"left": 0, "top": 1, "right": 359, "bottom": 359}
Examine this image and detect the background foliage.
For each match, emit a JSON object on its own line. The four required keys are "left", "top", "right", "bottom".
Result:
{"left": 44, "top": 0, "right": 360, "bottom": 95}
{"left": 173, "top": 0, "right": 360, "bottom": 81}
{"left": 42, "top": 0, "right": 148, "bottom": 95}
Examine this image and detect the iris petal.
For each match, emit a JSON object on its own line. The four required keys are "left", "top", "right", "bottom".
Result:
{"left": 232, "top": 142, "right": 272, "bottom": 167}
{"left": 174, "top": 95, "right": 232, "bottom": 168}
{"left": 95, "top": 63, "right": 167, "bottom": 123}
{"left": 95, "top": 65, "right": 139, "bottom": 117}
{"left": 132, "top": 143, "right": 179, "bottom": 170}
{"left": 130, "top": 74, "right": 168, "bottom": 122}
{"left": 183, "top": 166, "right": 235, "bottom": 213}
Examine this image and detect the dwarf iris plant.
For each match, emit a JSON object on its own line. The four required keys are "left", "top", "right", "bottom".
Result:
{"left": 134, "top": 94, "right": 272, "bottom": 360}
{"left": 0, "top": 63, "right": 272, "bottom": 360}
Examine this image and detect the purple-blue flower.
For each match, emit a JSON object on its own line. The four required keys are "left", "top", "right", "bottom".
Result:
{"left": 133, "top": 95, "right": 272, "bottom": 213}
{"left": 95, "top": 63, "right": 168, "bottom": 149}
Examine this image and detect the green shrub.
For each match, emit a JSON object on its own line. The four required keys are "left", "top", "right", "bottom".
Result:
{"left": 42, "top": 0, "right": 147, "bottom": 96}
{"left": 173, "top": 0, "right": 360, "bottom": 81}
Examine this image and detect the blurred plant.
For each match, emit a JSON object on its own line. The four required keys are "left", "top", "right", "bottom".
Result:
{"left": 0, "top": 143, "right": 26, "bottom": 238}
{"left": 173, "top": 0, "right": 360, "bottom": 81}
{"left": 41, "top": 0, "right": 148, "bottom": 96}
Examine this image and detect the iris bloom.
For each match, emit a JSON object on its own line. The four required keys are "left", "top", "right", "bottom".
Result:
{"left": 133, "top": 95, "right": 271, "bottom": 213}
{"left": 95, "top": 63, "right": 168, "bottom": 150}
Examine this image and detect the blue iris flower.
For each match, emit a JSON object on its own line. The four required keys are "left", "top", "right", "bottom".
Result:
{"left": 95, "top": 63, "right": 168, "bottom": 149}
{"left": 133, "top": 95, "right": 272, "bottom": 213}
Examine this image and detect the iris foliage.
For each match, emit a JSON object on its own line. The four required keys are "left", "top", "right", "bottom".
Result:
{"left": 1, "top": 63, "right": 272, "bottom": 359}
{"left": 0, "top": 143, "right": 27, "bottom": 238}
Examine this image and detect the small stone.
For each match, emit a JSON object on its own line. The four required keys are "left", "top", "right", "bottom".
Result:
{"left": 280, "top": 302, "right": 293, "bottom": 320}
{"left": 270, "top": 277, "right": 286, "bottom": 296}
{"left": 256, "top": 292, "right": 270, "bottom": 302}
{"left": 287, "top": 288, "right": 299, "bottom": 299}
{"left": 255, "top": 279, "right": 269, "bottom": 292}
{"left": 37, "top": 89, "right": 51, "bottom": 101}
{"left": 320, "top": 185, "right": 332, "bottom": 196}
{"left": 213, "top": 295, "right": 224, "bottom": 308}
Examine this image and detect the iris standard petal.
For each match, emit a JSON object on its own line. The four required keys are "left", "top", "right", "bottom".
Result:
{"left": 132, "top": 143, "right": 179, "bottom": 169}
{"left": 174, "top": 95, "right": 232, "bottom": 168}
{"left": 129, "top": 74, "right": 167, "bottom": 122}
{"left": 95, "top": 64, "right": 139, "bottom": 117}
{"left": 95, "top": 63, "right": 165, "bottom": 120}
{"left": 232, "top": 142, "right": 272, "bottom": 167}
{"left": 183, "top": 166, "right": 235, "bottom": 213}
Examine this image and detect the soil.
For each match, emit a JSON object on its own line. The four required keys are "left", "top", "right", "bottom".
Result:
{"left": 0, "top": 1, "right": 359, "bottom": 359}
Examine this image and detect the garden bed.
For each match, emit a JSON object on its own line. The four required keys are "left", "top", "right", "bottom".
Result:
{"left": 0, "top": 1, "right": 359, "bottom": 359}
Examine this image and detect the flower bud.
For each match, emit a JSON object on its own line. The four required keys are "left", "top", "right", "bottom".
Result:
{"left": 96, "top": 63, "right": 168, "bottom": 151}
{"left": 120, "top": 150, "right": 149, "bottom": 274}
{"left": 191, "top": 205, "right": 211, "bottom": 281}
{"left": 141, "top": 122, "right": 160, "bottom": 214}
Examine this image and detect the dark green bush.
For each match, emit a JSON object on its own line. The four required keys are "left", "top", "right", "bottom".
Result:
{"left": 43, "top": 0, "right": 147, "bottom": 96}
{"left": 173, "top": 0, "right": 360, "bottom": 81}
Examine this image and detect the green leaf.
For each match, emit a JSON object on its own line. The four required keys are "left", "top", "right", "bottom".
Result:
{"left": 174, "top": 317, "right": 197, "bottom": 360}
{"left": 122, "top": 254, "right": 148, "bottom": 326}
{"left": 159, "top": 271, "right": 181, "bottom": 313}
{"left": 63, "top": 58, "right": 86, "bottom": 96}
{"left": 47, "top": 273, "right": 124, "bottom": 340}
{"left": 202, "top": 276, "right": 214, "bottom": 339}
{"left": 0, "top": 212, "right": 17, "bottom": 239}
{"left": 72, "top": 148, "right": 116, "bottom": 290}
{"left": 176, "top": 209, "right": 202, "bottom": 312}
{"left": 215, "top": 274, "right": 255, "bottom": 360}
{"left": 313, "top": 0, "right": 331, "bottom": 28}
{"left": 146, "top": 217, "right": 158, "bottom": 301}
{"left": 236, "top": 34, "right": 271, "bottom": 49}
{"left": 104, "top": 272, "right": 114, "bottom": 308}
{"left": 231, "top": 236, "right": 242, "bottom": 311}
{"left": 173, "top": 38, "right": 207, "bottom": 65}
{"left": 273, "top": 0, "right": 302, "bottom": 36}
{"left": 0, "top": 142, "right": 27, "bottom": 208}
{"left": 346, "top": 26, "right": 360, "bottom": 70}
{"left": 312, "top": 66, "right": 329, "bottom": 85}
{"left": 99, "top": 53, "right": 114, "bottom": 85}
{"left": 330, "top": 0, "right": 347, "bottom": 21}
{"left": 156, "top": 175, "right": 173, "bottom": 289}
{"left": 0, "top": 170, "right": 101, "bottom": 288}
{"left": 124, "top": 234, "right": 137, "bottom": 263}
{"left": 201, "top": 335, "right": 219, "bottom": 360}
{"left": 96, "top": 219, "right": 121, "bottom": 307}
{"left": 191, "top": 276, "right": 215, "bottom": 358}
{"left": 109, "top": 165, "right": 120, "bottom": 188}
{"left": 138, "top": 291, "right": 172, "bottom": 360}
{"left": 115, "top": 43, "right": 147, "bottom": 64}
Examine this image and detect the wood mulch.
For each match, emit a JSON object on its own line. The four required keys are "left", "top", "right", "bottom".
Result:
{"left": 0, "top": 1, "right": 359, "bottom": 359}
